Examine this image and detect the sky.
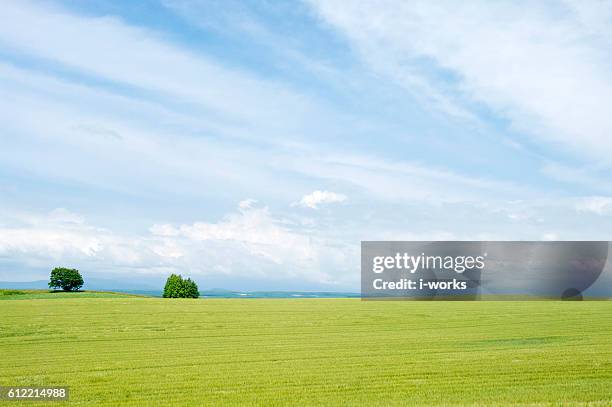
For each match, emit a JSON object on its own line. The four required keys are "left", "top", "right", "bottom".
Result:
{"left": 1, "top": 0, "right": 612, "bottom": 291}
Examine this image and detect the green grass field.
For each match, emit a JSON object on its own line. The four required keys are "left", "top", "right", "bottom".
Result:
{"left": 1, "top": 295, "right": 611, "bottom": 406}
{"left": 0, "top": 289, "right": 141, "bottom": 300}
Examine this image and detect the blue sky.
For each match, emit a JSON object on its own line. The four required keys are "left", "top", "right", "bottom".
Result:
{"left": 2, "top": 0, "right": 612, "bottom": 290}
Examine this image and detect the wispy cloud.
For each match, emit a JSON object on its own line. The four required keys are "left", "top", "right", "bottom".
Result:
{"left": 295, "top": 191, "right": 347, "bottom": 209}
{"left": 308, "top": 0, "right": 612, "bottom": 163}
{"left": 576, "top": 197, "right": 612, "bottom": 215}
{"left": 0, "top": 1, "right": 335, "bottom": 143}
{"left": 2, "top": 1, "right": 612, "bottom": 288}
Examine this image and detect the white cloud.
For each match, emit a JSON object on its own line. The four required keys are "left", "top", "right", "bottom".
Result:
{"left": 151, "top": 240, "right": 184, "bottom": 259}
{"left": 149, "top": 203, "right": 344, "bottom": 285}
{"left": 0, "top": 62, "right": 304, "bottom": 202}
{"left": 0, "top": 3, "right": 541, "bottom": 210}
{"left": 576, "top": 196, "right": 612, "bottom": 215}
{"left": 308, "top": 0, "right": 612, "bottom": 162}
{"left": 4, "top": 1, "right": 612, "bottom": 288}
{"left": 0, "top": 1, "right": 333, "bottom": 143}
{"left": 0, "top": 209, "right": 135, "bottom": 267}
{"left": 149, "top": 224, "right": 180, "bottom": 237}
{"left": 296, "top": 190, "right": 347, "bottom": 209}
{"left": 0, "top": 228, "right": 101, "bottom": 259}
{"left": 540, "top": 162, "right": 612, "bottom": 193}
{"left": 0, "top": 204, "right": 350, "bottom": 285}
{"left": 284, "top": 153, "right": 533, "bottom": 204}
{"left": 48, "top": 208, "right": 85, "bottom": 225}
{"left": 154, "top": 203, "right": 316, "bottom": 265}
{"left": 238, "top": 199, "right": 258, "bottom": 210}
{"left": 5, "top": 197, "right": 612, "bottom": 286}
{"left": 0, "top": 59, "right": 525, "bottom": 210}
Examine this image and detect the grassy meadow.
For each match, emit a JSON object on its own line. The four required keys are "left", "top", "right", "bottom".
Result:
{"left": 0, "top": 294, "right": 611, "bottom": 406}
{"left": 0, "top": 289, "right": 140, "bottom": 301}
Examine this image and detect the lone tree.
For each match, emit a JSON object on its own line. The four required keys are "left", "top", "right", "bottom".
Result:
{"left": 49, "top": 267, "right": 84, "bottom": 291}
{"left": 163, "top": 274, "right": 199, "bottom": 298}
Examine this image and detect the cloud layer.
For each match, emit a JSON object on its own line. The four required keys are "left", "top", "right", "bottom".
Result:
{"left": 309, "top": 0, "right": 612, "bottom": 162}
{"left": 2, "top": 1, "right": 612, "bottom": 289}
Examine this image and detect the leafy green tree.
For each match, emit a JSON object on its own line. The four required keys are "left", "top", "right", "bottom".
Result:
{"left": 163, "top": 274, "right": 182, "bottom": 298}
{"left": 183, "top": 278, "right": 199, "bottom": 298}
{"left": 163, "top": 274, "right": 199, "bottom": 298}
{"left": 49, "top": 267, "right": 84, "bottom": 291}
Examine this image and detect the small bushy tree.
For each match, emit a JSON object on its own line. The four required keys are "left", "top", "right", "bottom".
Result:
{"left": 49, "top": 267, "right": 84, "bottom": 291}
{"left": 163, "top": 274, "right": 199, "bottom": 298}
{"left": 163, "top": 274, "right": 182, "bottom": 298}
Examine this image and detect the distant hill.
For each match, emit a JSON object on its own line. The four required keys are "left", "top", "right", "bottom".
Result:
{"left": 0, "top": 280, "right": 49, "bottom": 289}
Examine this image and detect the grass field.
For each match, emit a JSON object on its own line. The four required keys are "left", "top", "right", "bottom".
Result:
{"left": 0, "top": 289, "right": 141, "bottom": 300}
{"left": 1, "top": 295, "right": 611, "bottom": 406}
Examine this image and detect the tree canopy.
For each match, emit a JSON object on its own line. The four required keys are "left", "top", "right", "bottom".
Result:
{"left": 49, "top": 267, "right": 84, "bottom": 291}
{"left": 163, "top": 274, "right": 199, "bottom": 298}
